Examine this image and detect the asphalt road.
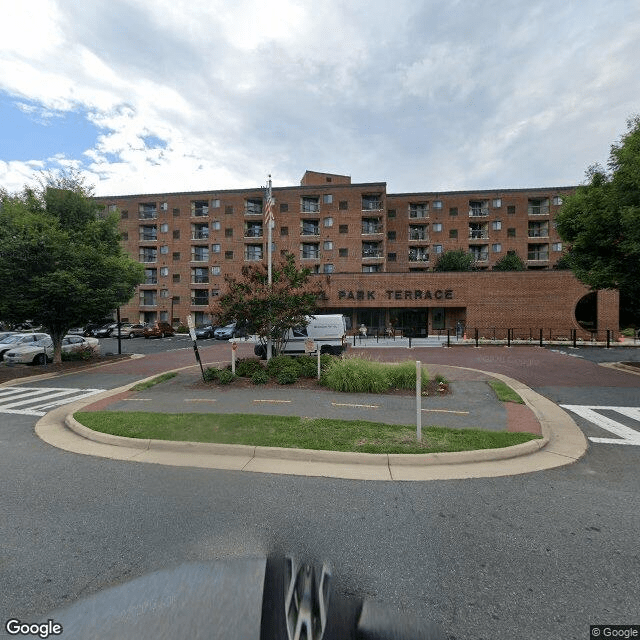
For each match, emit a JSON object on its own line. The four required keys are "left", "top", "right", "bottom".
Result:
{"left": 1, "top": 343, "right": 639, "bottom": 640}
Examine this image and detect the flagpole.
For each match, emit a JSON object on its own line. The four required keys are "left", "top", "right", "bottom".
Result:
{"left": 266, "top": 175, "right": 273, "bottom": 361}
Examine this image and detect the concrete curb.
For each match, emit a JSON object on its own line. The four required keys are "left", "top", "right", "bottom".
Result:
{"left": 34, "top": 365, "right": 589, "bottom": 481}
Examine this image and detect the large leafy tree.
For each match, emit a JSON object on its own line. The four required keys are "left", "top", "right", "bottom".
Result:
{"left": 555, "top": 116, "right": 640, "bottom": 325}
{"left": 433, "top": 249, "right": 476, "bottom": 271}
{"left": 210, "top": 253, "right": 325, "bottom": 357}
{"left": 0, "top": 173, "right": 144, "bottom": 362}
{"left": 492, "top": 251, "right": 525, "bottom": 271}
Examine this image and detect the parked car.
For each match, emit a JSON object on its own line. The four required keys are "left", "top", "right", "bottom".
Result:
{"left": 93, "top": 323, "right": 116, "bottom": 338}
{"left": 195, "top": 324, "right": 217, "bottom": 339}
{"left": 67, "top": 327, "right": 85, "bottom": 336}
{"left": 143, "top": 322, "right": 175, "bottom": 339}
{"left": 214, "top": 322, "right": 247, "bottom": 340}
{"left": 118, "top": 323, "right": 146, "bottom": 338}
{"left": 0, "top": 333, "right": 51, "bottom": 361}
{"left": 4, "top": 335, "right": 100, "bottom": 365}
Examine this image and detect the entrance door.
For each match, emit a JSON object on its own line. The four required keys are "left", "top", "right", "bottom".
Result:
{"left": 395, "top": 310, "right": 428, "bottom": 337}
{"left": 432, "top": 308, "right": 445, "bottom": 331}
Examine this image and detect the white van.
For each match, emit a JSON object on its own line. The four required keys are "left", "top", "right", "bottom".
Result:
{"left": 254, "top": 314, "right": 347, "bottom": 358}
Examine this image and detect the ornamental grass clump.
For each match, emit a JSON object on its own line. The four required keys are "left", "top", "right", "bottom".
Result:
{"left": 385, "top": 361, "right": 429, "bottom": 390}
{"left": 321, "top": 357, "right": 390, "bottom": 393}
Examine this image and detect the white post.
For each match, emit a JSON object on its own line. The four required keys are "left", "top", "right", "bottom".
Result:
{"left": 317, "top": 347, "right": 321, "bottom": 380}
{"left": 416, "top": 360, "right": 422, "bottom": 440}
{"left": 231, "top": 341, "right": 237, "bottom": 374}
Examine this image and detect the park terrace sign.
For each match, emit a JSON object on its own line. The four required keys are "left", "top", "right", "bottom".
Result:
{"left": 337, "top": 289, "right": 454, "bottom": 301}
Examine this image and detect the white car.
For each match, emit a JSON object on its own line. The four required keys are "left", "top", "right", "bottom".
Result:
{"left": 3, "top": 335, "right": 100, "bottom": 365}
{"left": 0, "top": 333, "right": 51, "bottom": 361}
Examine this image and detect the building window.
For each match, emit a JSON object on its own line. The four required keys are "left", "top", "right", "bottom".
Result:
{"left": 191, "top": 200, "right": 209, "bottom": 217}
{"left": 528, "top": 198, "right": 550, "bottom": 216}
{"left": 173, "top": 230, "right": 180, "bottom": 239}
{"left": 323, "top": 217, "right": 333, "bottom": 227}
{"left": 211, "top": 243, "right": 221, "bottom": 253}
{"left": 433, "top": 200, "right": 443, "bottom": 209}
{"left": 387, "top": 230, "right": 396, "bottom": 240}
{"left": 172, "top": 252, "right": 180, "bottom": 261}
{"left": 121, "top": 232, "right": 128, "bottom": 240}
{"left": 140, "top": 247, "right": 157, "bottom": 262}
{"left": 280, "top": 203, "right": 289, "bottom": 213}
{"left": 387, "top": 209, "right": 396, "bottom": 218}
{"left": 339, "top": 224, "right": 348, "bottom": 233}
{"left": 528, "top": 221, "right": 549, "bottom": 238}
{"left": 362, "top": 194, "right": 382, "bottom": 210}
{"left": 225, "top": 228, "right": 233, "bottom": 238}
{"left": 387, "top": 252, "right": 397, "bottom": 261}
{"left": 449, "top": 229, "right": 458, "bottom": 239}
{"left": 507, "top": 228, "right": 516, "bottom": 238}
{"left": 211, "top": 199, "right": 220, "bottom": 208}
{"left": 301, "top": 196, "right": 320, "bottom": 212}
{"left": 245, "top": 198, "right": 263, "bottom": 215}
{"left": 225, "top": 205, "right": 234, "bottom": 215}
{"left": 245, "top": 245, "right": 263, "bottom": 261}
{"left": 160, "top": 288, "right": 169, "bottom": 298}
{"left": 211, "top": 266, "right": 221, "bottom": 275}
{"left": 449, "top": 207, "right": 458, "bottom": 216}
{"left": 507, "top": 205, "right": 516, "bottom": 215}
{"left": 301, "top": 220, "right": 320, "bottom": 236}
{"left": 301, "top": 243, "right": 320, "bottom": 259}
{"left": 323, "top": 240, "right": 333, "bottom": 250}
{"left": 160, "top": 223, "right": 169, "bottom": 233}
{"left": 339, "top": 248, "right": 348, "bottom": 257}
{"left": 191, "top": 246, "right": 209, "bottom": 262}
{"left": 492, "top": 220, "right": 502, "bottom": 231}
{"left": 339, "top": 201, "right": 348, "bottom": 210}
{"left": 552, "top": 196, "right": 564, "bottom": 206}
{"left": 469, "top": 200, "right": 489, "bottom": 217}
{"left": 172, "top": 273, "right": 180, "bottom": 283}
{"left": 160, "top": 245, "right": 169, "bottom": 254}
{"left": 212, "top": 221, "right": 221, "bottom": 230}
{"left": 432, "top": 223, "right": 442, "bottom": 232}
{"left": 280, "top": 226, "right": 289, "bottom": 236}
{"left": 469, "top": 246, "right": 489, "bottom": 262}
{"left": 362, "top": 264, "right": 381, "bottom": 273}
{"left": 121, "top": 210, "right": 128, "bottom": 219}
{"left": 211, "top": 288, "right": 220, "bottom": 297}
{"left": 408, "top": 247, "right": 429, "bottom": 262}
{"left": 433, "top": 244, "right": 443, "bottom": 254}
{"left": 323, "top": 194, "right": 333, "bottom": 204}
{"left": 139, "top": 225, "right": 157, "bottom": 241}
{"left": 409, "top": 225, "right": 428, "bottom": 241}
{"left": 173, "top": 208, "right": 180, "bottom": 217}
{"left": 323, "top": 263, "right": 334, "bottom": 273}
{"left": 492, "top": 243, "right": 502, "bottom": 253}
{"left": 528, "top": 244, "right": 549, "bottom": 261}
{"left": 469, "top": 222, "right": 488, "bottom": 239}
{"left": 362, "top": 242, "right": 382, "bottom": 258}
{"left": 492, "top": 198, "right": 502, "bottom": 208}
{"left": 160, "top": 267, "right": 169, "bottom": 277}
{"left": 225, "top": 251, "right": 234, "bottom": 259}
{"left": 362, "top": 218, "right": 382, "bottom": 234}
{"left": 552, "top": 242, "right": 563, "bottom": 252}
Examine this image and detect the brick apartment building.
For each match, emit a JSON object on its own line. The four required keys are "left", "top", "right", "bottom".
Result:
{"left": 98, "top": 170, "right": 619, "bottom": 339}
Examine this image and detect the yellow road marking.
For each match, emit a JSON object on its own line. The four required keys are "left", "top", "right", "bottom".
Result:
{"left": 421, "top": 409, "right": 469, "bottom": 415}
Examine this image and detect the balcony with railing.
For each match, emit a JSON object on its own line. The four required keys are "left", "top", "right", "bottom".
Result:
{"left": 362, "top": 242, "right": 383, "bottom": 259}
{"left": 301, "top": 246, "right": 320, "bottom": 260}
{"left": 408, "top": 249, "right": 429, "bottom": 262}
{"left": 409, "top": 227, "right": 428, "bottom": 241}
{"left": 138, "top": 204, "right": 157, "bottom": 220}
{"left": 469, "top": 226, "right": 489, "bottom": 239}
{"left": 409, "top": 204, "right": 428, "bottom": 219}
{"left": 191, "top": 269, "right": 209, "bottom": 284}
{"left": 301, "top": 221, "right": 320, "bottom": 236}
{"left": 527, "top": 245, "right": 549, "bottom": 261}
{"left": 361, "top": 219, "right": 383, "bottom": 234}
{"left": 244, "top": 224, "right": 263, "bottom": 238}
{"left": 191, "top": 247, "right": 209, "bottom": 262}
{"left": 301, "top": 197, "right": 320, "bottom": 213}
{"left": 244, "top": 199, "right": 263, "bottom": 215}
{"left": 528, "top": 223, "right": 549, "bottom": 237}
{"left": 139, "top": 249, "right": 157, "bottom": 263}
{"left": 362, "top": 196, "right": 383, "bottom": 211}
{"left": 468, "top": 201, "right": 489, "bottom": 217}
{"left": 191, "top": 292, "right": 210, "bottom": 306}
{"left": 139, "top": 231, "right": 158, "bottom": 242}
{"left": 244, "top": 246, "right": 264, "bottom": 261}
{"left": 470, "top": 248, "right": 489, "bottom": 262}
{"left": 191, "top": 201, "right": 209, "bottom": 217}
{"left": 528, "top": 200, "right": 550, "bottom": 216}
{"left": 191, "top": 224, "right": 210, "bottom": 240}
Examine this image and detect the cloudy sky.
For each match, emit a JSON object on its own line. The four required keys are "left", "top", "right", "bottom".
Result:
{"left": 0, "top": 0, "right": 638, "bottom": 197}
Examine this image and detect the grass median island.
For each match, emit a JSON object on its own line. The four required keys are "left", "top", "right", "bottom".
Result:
{"left": 74, "top": 411, "right": 541, "bottom": 454}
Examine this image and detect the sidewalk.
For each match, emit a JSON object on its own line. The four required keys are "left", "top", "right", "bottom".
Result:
{"left": 35, "top": 362, "right": 589, "bottom": 481}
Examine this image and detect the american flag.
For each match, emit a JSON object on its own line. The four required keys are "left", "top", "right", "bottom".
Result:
{"left": 264, "top": 176, "right": 274, "bottom": 226}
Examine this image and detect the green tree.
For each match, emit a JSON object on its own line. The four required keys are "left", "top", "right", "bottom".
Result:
{"left": 210, "top": 253, "right": 325, "bottom": 358}
{"left": 492, "top": 251, "right": 525, "bottom": 271}
{"left": 0, "top": 173, "right": 144, "bottom": 362}
{"left": 433, "top": 249, "right": 476, "bottom": 271}
{"left": 555, "top": 115, "right": 640, "bottom": 325}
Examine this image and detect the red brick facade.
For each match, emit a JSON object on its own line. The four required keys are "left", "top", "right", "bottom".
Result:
{"left": 97, "top": 171, "right": 618, "bottom": 339}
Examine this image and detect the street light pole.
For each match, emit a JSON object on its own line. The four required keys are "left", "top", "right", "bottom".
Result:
{"left": 266, "top": 175, "right": 274, "bottom": 361}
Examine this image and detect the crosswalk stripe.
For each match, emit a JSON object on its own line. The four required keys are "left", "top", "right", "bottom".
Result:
{"left": 0, "top": 386, "right": 105, "bottom": 416}
{"left": 560, "top": 404, "right": 640, "bottom": 446}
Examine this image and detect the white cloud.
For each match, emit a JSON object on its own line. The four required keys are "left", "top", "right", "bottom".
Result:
{"left": 0, "top": 0, "right": 639, "bottom": 195}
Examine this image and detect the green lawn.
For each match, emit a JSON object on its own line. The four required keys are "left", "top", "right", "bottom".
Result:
{"left": 75, "top": 411, "right": 540, "bottom": 455}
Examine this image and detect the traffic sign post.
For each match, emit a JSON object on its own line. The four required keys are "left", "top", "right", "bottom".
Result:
{"left": 187, "top": 317, "right": 205, "bottom": 381}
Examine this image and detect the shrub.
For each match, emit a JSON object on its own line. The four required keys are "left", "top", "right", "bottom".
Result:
{"left": 203, "top": 367, "right": 218, "bottom": 382}
{"left": 176, "top": 325, "right": 189, "bottom": 334}
{"left": 276, "top": 367, "right": 298, "bottom": 385}
{"left": 62, "top": 347, "right": 94, "bottom": 362}
{"left": 295, "top": 355, "right": 318, "bottom": 378}
{"left": 266, "top": 355, "right": 298, "bottom": 378}
{"left": 435, "top": 373, "right": 449, "bottom": 385}
{"left": 216, "top": 369, "right": 235, "bottom": 385}
{"left": 251, "top": 369, "right": 269, "bottom": 385}
{"left": 235, "top": 358, "right": 264, "bottom": 377}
